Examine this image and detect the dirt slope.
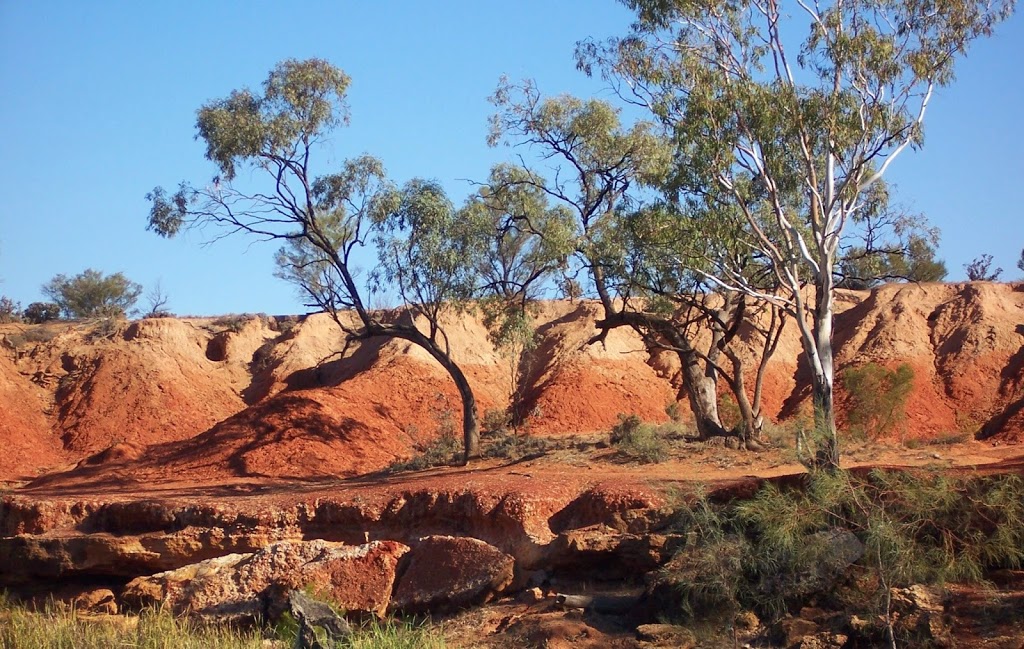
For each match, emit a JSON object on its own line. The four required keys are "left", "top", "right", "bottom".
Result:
{"left": 1, "top": 282, "right": 1021, "bottom": 484}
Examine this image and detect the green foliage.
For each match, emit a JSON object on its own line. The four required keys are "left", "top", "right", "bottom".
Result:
{"left": 0, "top": 296, "right": 20, "bottom": 323}
{"left": 481, "top": 407, "right": 512, "bottom": 436}
{"left": 41, "top": 268, "right": 142, "bottom": 319}
{"left": 964, "top": 253, "right": 1003, "bottom": 281}
{"left": 610, "top": 413, "right": 669, "bottom": 463}
{"left": 339, "top": 618, "right": 446, "bottom": 649}
{"left": 22, "top": 302, "right": 61, "bottom": 324}
{"left": 1018, "top": 248, "right": 1024, "bottom": 274}
{"left": 842, "top": 363, "right": 915, "bottom": 439}
{"left": 839, "top": 234, "right": 948, "bottom": 288}
{"left": 663, "top": 470, "right": 1024, "bottom": 627}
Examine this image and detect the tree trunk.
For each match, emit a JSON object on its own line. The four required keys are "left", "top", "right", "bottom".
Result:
{"left": 724, "top": 349, "right": 756, "bottom": 445}
{"left": 435, "top": 352, "right": 480, "bottom": 463}
{"left": 813, "top": 281, "right": 839, "bottom": 469}
{"left": 678, "top": 343, "right": 728, "bottom": 440}
{"left": 392, "top": 326, "right": 480, "bottom": 464}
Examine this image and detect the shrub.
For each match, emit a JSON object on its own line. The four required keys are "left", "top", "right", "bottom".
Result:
{"left": 610, "top": 413, "right": 668, "bottom": 463}
{"left": 0, "top": 296, "right": 21, "bottom": 323}
{"left": 389, "top": 431, "right": 461, "bottom": 473}
{"left": 481, "top": 407, "right": 512, "bottom": 436}
{"left": 23, "top": 301, "right": 61, "bottom": 324}
{"left": 482, "top": 430, "right": 553, "bottom": 461}
{"left": 42, "top": 269, "right": 142, "bottom": 319}
{"left": 842, "top": 362, "right": 914, "bottom": 439}
{"left": 665, "top": 401, "right": 683, "bottom": 423}
{"left": 662, "top": 469, "right": 1024, "bottom": 637}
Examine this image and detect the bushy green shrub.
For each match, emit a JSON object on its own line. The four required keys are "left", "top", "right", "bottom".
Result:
{"left": 610, "top": 413, "right": 668, "bottom": 463}
{"left": 23, "top": 301, "right": 61, "bottom": 324}
{"left": 481, "top": 407, "right": 512, "bottom": 436}
{"left": 42, "top": 269, "right": 142, "bottom": 319}
{"left": 662, "top": 470, "right": 1024, "bottom": 632}
{"left": 842, "top": 362, "right": 915, "bottom": 439}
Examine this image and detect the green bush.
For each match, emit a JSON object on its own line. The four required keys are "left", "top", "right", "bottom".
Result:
{"left": 842, "top": 362, "right": 915, "bottom": 439}
{"left": 481, "top": 407, "right": 512, "bottom": 436}
{"left": 610, "top": 413, "right": 668, "bottom": 463}
{"left": 23, "top": 301, "right": 61, "bottom": 324}
{"left": 662, "top": 470, "right": 1024, "bottom": 632}
{"left": 42, "top": 268, "right": 142, "bottom": 319}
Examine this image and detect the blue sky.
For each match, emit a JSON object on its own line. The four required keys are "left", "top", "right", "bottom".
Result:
{"left": 1, "top": 1, "right": 1021, "bottom": 316}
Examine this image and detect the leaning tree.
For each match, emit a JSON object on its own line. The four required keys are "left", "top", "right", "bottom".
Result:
{"left": 147, "top": 59, "right": 486, "bottom": 462}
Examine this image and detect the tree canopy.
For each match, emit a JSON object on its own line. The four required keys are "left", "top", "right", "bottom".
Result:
{"left": 42, "top": 269, "right": 142, "bottom": 319}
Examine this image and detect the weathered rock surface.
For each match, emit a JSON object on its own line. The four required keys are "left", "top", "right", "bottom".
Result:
{"left": 123, "top": 539, "right": 409, "bottom": 619}
{"left": 391, "top": 535, "right": 515, "bottom": 612}
{"left": 635, "top": 623, "right": 697, "bottom": 648}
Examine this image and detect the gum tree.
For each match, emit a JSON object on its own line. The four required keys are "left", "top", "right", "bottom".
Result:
{"left": 147, "top": 59, "right": 485, "bottom": 462}
{"left": 580, "top": 0, "right": 1013, "bottom": 467}
{"left": 489, "top": 80, "right": 787, "bottom": 443}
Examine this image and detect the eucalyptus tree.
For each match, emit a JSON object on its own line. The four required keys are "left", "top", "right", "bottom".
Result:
{"left": 462, "top": 164, "right": 576, "bottom": 415}
{"left": 489, "top": 79, "right": 785, "bottom": 443}
{"left": 42, "top": 269, "right": 142, "bottom": 319}
{"left": 579, "top": 0, "right": 1013, "bottom": 467}
{"left": 146, "top": 59, "right": 486, "bottom": 462}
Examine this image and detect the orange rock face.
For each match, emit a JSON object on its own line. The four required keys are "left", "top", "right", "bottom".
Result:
{"left": 0, "top": 283, "right": 1021, "bottom": 486}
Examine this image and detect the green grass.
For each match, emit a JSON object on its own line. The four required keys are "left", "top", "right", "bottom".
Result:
{"left": 0, "top": 593, "right": 447, "bottom": 649}
{"left": 0, "top": 595, "right": 265, "bottom": 649}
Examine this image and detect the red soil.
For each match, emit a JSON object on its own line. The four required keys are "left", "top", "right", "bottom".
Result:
{"left": 0, "top": 282, "right": 1021, "bottom": 486}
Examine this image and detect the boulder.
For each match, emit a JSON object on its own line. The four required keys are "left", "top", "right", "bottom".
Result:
{"left": 391, "top": 535, "right": 514, "bottom": 612}
{"left": 73, "top": 587, "right": 118, "bottom": 615}
{"left": 636, "top": 623, "right": 697, "bottom": 648}
{"left": 123, "top": 539, "right": 409, "bottom": 620}
{"left": 287, "top": 589, "right": 351, "bottom": 649}
{"left": 889, "top": 584, "right": 954, "bottom": 648}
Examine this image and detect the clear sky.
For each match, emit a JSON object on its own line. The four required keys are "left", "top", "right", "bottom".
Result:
{"left": 1, "top": 1, "right": 1021, "bottom": 317}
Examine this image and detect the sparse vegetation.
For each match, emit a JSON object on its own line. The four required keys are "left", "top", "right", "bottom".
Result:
{"left": 610, "top": 413, "right": 669, "bottom": 464}
{"left": 0, "top": 296, "right": 21, "bottom": 324}
{"left": 965, "top": 253, "right": 1003, "bottom": 281}
{"left": 842, "top": 363, "right": 915, "bottom": 440}
{"left": 388, "top": 431, "right": 462, "bottom": 473}
{"left": 481, "top": 430, "right": 554, "bottom": 461}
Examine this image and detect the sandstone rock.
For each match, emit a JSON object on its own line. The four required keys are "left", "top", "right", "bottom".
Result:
{"left": 889, "top": 584, "right": 954, "bottom": 647}
{"left": 123, "top": 539, "right": 409, "bottom": 620}
{"left": 795, "top": 632, "right": 849, "bottom": 649}
{"left": 635, "top": 623, "right": 697, "bottom": 648}
{"left": 735, "top": 609, "right": 760, "bottom": 631}
{"left": 548, "top": 524, "right": 683, "bottom": 576}
{"left": 779, "top": 617, "right": 820, "bottom": 648}
{"left": 73, "top": 587, "right": 117, "bottom": 615}
{"left": 391, "top": 535, "right": 514, "bottom": 612}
